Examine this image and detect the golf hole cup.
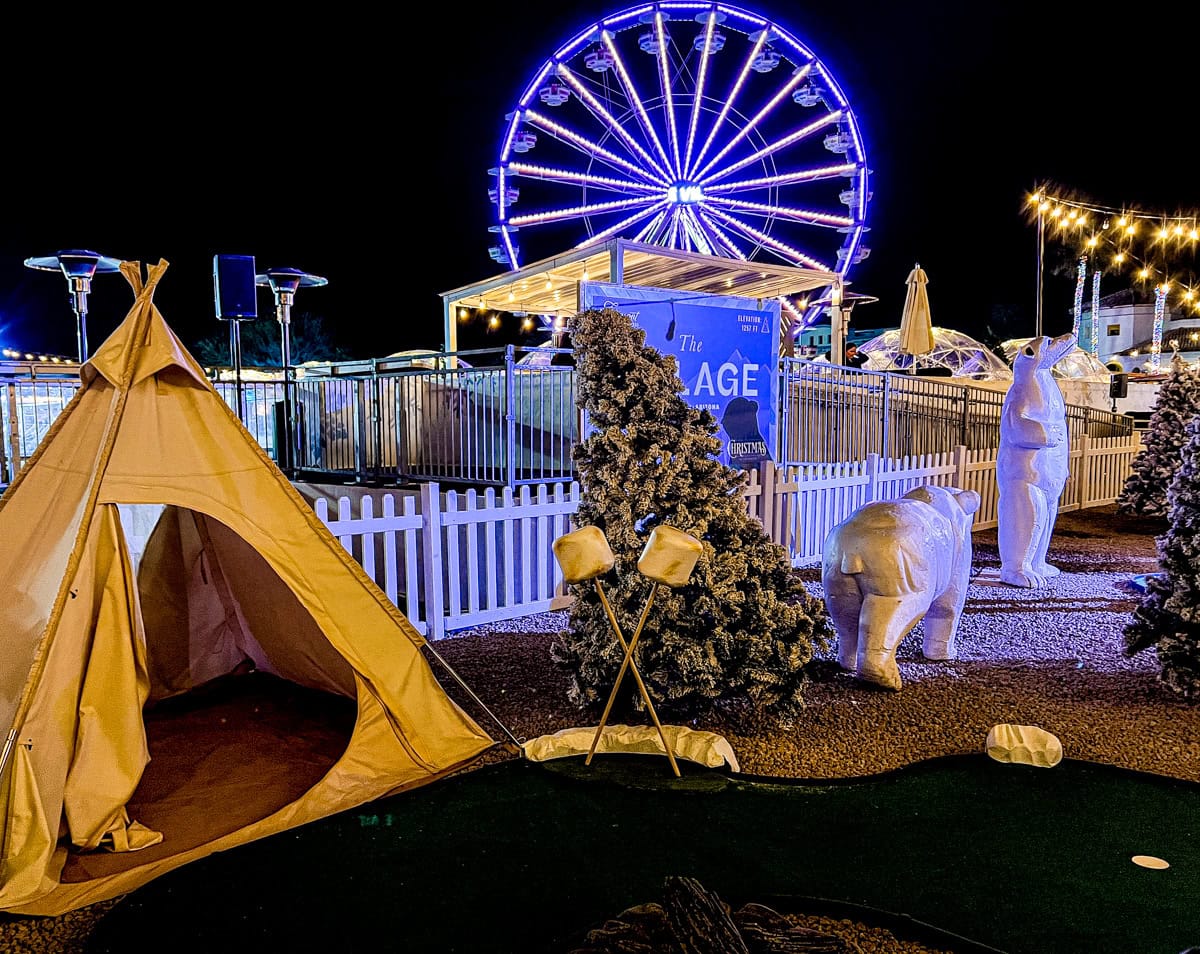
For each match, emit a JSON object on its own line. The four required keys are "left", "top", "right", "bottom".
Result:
{"left": 637, "top": 526, "right": 703, "bottom": 587}
{"left": 552, "top": 526, "right": 616, "bottom": 584}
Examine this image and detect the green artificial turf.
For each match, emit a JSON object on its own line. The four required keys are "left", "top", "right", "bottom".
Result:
{"left": 84, "top": 754, "right": 1198, "bottom": 954}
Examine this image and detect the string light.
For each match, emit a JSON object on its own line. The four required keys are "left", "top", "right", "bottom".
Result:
{"left": 1030, "top": 186, "right": 1200, "bottom": 311}
{"left": 1090, "top": 270, "right": 1101, "bottom": 355}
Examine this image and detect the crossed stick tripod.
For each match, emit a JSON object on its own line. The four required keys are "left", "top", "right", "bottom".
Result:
{"left": 586, "top": 577, "right": 679, "bottom": 777}
{"left": 553, "top": 524, "right": 702, "bottom": 778}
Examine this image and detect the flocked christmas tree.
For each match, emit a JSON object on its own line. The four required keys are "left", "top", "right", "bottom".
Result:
{"left": 549, "top": 307, "right": 832, "bottom": 718}
{"left": 1116, "top": 353, "right": 1200, "bottom": 518}
{"left": 1123, "top": 410, "right": 1200, "bottom": 700}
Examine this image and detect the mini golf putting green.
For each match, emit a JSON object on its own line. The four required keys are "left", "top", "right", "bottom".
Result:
{"left": 84, "top": 753, "right": 1198, "bottom": 954}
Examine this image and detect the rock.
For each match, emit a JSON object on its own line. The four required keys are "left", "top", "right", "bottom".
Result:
{"left": 986, "top": 723, "right": 1063, "bottom": 767}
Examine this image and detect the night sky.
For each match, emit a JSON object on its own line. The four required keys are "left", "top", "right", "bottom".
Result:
{"left": 2, "top": 3, "right": 1195, "bottom": 362}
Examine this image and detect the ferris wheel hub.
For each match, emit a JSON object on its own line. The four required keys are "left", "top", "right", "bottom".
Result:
{"left": 667, "top": 183, "right": 704, "bottom": 205}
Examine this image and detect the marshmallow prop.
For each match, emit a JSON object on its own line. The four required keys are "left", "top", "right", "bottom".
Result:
{"left": 553, "top": 524, "right": 705, "bottom": 778}
{"left": 552, "top": 525, "right": 616, "bottom": 584}
{"left": 637, "top": 525, "right": 703, "bottom": 587}
{"left": 586, "top": 525, "right": 703, "bottom": 775}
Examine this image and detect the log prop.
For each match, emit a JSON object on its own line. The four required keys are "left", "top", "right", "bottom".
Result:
{"left": 571, "top": 877, "right": 856, "bottom": 953}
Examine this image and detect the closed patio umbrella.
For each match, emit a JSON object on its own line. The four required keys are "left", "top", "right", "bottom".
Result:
{"left": 899, "top": 263, "right": 936, "bottom": 369}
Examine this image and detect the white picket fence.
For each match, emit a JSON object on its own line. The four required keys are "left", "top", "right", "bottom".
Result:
{"left": 314, "top": 432, "right": 1142, "bottom": 638}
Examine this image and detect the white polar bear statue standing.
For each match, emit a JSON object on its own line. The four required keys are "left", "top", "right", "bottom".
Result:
{"left": 822, "top": 484, "right": 981, "bottom": 690}
{"left": 997, "top": 332, "right": 1076, "bottom": 588}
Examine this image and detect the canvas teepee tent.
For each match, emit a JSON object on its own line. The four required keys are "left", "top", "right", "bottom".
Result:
{"left": 0, "top": 260, "right": 496, "bottom": 915}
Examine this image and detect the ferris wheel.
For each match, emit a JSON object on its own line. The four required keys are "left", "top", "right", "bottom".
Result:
{"left": 488, "top": 1, "right": 872, "bottom": 325}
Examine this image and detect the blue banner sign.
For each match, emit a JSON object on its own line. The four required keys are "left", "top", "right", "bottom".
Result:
{"left": 580, "top": 281, "right": 780, "bottom": 469}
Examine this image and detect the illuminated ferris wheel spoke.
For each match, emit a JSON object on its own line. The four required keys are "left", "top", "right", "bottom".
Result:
{"left": 702, "top": 205, "right": 831, "bottom": 270}
{"left": 676, "top": 207, "right": 700, "bottom": 252}
{"left": 706, "top": 195, "right": 854, "bottom": 229}
{"left": 676, "top": 211, "right": 696, "bottom": 252}
{"left": 666, "top": 211, "right": 684, "bottom": 250}
{"left": 705, "top": 162, "right": 857, "bottom": 194}
{"left": 688, "top": 30, "right": 778, "bottom": 180}
{"left": 601, "top": 30, "right": 676, "bottom": 176}
{"left": 489, "top": 3, "right": 870, "bottom": 283}
{"left": 523, "top": 109, "right": 669, "bottom": 186}
{"left": 700, "top": 111, "right": 842, "bottom": 187}
{"left": 680, "top": 207, "right": 719, "bottom": 255}
{"left": 633, "top": 209, "right": 669, "bottom": 244}
{"left": 578, "top": 201, "right": 673, "bottom": 248}
{"left": 507, "top": 161, "right": 660, "bottom": 196}
{"left": 682, "top": 13, "right": 719, "bottom": 173}
{"left": 687, "top": 29, "right": 775, "bottom": 179}
{"left": 650, "top": 211, "right": 679, "bottom": 246}
{"left": 510, "top": 195, "right": 663, "bottom": 228}
{"left": 780, "top": 297, "right": 807, "bottom": 329}
{"left": 555, "top": 65, "right": 673, "bottom": 182}
{"left": 652, "top": 13, "right": 684, "bottom": 176}
{"left": 696, "top": 210, "right": 751, "bottom": 259}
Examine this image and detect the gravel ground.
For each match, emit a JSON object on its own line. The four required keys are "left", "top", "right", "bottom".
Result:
{"left": 2, "top": 503, "right": 1194, "bottom": 953}
{"left": 442, "top": 504, "right": 1196, "bottom": 786}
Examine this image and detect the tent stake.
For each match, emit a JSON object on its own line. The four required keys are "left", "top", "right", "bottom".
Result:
{"left": 421, "top": 644, "right": 524, "bottom": 750}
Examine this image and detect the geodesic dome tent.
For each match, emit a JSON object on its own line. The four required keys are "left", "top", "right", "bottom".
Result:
{"left": 999, "top": 339, "right": 1111, "bottom": 379}
{"left": 857, "top": 327, "right": 1013, "bottom": 381}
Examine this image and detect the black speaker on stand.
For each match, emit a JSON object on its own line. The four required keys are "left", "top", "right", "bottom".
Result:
{"left": 1109, "top": 371, "right": 1128, "bottom": 414}
{"left": 214, "top": 254, "right": 259, "bottom": 423}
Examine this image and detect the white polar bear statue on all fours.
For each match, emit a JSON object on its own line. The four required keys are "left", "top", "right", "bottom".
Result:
{"left": 821, "top": 484, "right": 981, "bottom": 690}
{"left": 997, "top": 332, "right": 1076, "bottom": 588}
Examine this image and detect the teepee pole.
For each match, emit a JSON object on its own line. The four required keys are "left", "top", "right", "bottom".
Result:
{"left": 421, "top": 644, "right": 523, "bottom": 749}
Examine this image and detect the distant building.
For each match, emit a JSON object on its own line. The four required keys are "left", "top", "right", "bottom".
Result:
{"left": 795, "top": 321, "right": 889, "bottom": 359}
{"left": 1081, "top": 288, "right": 1200, "bottom": 371}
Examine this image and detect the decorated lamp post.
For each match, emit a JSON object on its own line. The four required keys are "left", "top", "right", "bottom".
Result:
{"left": 1150, "top": 283, "right": 1168, "bottom": 373}
{"left": 1072, "top": 256, "right": 1087, "bottom": 341}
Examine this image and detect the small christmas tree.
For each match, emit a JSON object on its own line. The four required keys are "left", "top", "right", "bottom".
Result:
{"left": 550, "top": 307, "right": 831, "bottom": 718}
{"left": 1117, "top": 354, "right": 1200, "bottom": 518}
{"left": 1123, "top": 411, "right": 1200, "bottom": 700}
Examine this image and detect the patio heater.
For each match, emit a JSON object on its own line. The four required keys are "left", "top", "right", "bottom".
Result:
{"left": 256, "top": 266, "right": 327, "bottom": 474}
{"left": 23, "top": 249, "right": 123, "bottom": 363}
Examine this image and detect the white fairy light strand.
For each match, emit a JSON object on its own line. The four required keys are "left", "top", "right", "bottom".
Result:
{"left": 1151, "top": 284, "right": 1168, "bottom": 372}
{"left": 1073, "top": 256, "right": 1087, "bottom": 340}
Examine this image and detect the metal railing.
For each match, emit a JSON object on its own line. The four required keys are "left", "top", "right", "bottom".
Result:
{"left": 215, "top": 346, "right": 581, "bottom": 486}
{"left": 0, "top": 351, "right": 1133, "bottom": 489}
{"left": 213, "top": 381, "right": 286, "bottom": 459}
{"left": 776, "top": 359, "right": 1133, "bottom": 465}
{"left": 0, "top": 377, "right": 82, "bottom": 482}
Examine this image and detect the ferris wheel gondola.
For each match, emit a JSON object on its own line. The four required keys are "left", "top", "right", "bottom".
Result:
{"left": 488, "top": 2, "right": 872, "bottom": 330}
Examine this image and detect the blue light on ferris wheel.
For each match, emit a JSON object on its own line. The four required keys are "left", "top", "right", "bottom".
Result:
{"left": 487, "top": 0, "right": 872, "bottom": 298}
